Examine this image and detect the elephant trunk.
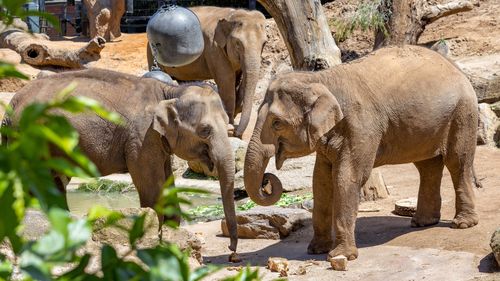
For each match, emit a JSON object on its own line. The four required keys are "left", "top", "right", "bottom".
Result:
{"left": 234, "top": 52, "right": 261, "bottom": 138}
{"left": 243, "top": 104, "right": 283, "bottom": 206}
{"left": 211, "top": 137, "right": 238, "bottom": 252}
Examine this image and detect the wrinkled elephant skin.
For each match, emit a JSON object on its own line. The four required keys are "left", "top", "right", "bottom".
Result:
{"left": 4, "top": 69, "right": 238, "bottom": 253}
{"left": 244, "top": 46, "right": 480, "bottom": 261}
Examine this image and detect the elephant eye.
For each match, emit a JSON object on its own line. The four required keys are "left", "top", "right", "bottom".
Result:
{"left": 197, "top": 124, "right": 212, "bottom": 139}
{"left": 272, "top": 119, "right": 284, "bottom": 131}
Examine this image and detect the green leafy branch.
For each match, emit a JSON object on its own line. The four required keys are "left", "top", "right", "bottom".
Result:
{"left": 331, "top": 0, "right": 392, "bottom": 42}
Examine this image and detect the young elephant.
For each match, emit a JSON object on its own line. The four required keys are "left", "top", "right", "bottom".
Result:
{"left": 4, "top": 68, "right": 238, "bottom": 253}
{"left": 243, "top": 46, "right": 480, "bottom": 261}
{"left": 147, "top": 6, "right": 267, "bottom": 138}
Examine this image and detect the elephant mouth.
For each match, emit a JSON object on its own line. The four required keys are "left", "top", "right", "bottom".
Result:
{"left": 275, "top": 141, "right": 286, "bottom": 170}
{"left": 201, "top": 149, "right": 215, "bottom": 173}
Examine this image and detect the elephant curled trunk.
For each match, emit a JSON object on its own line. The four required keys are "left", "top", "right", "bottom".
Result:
{"left": 243, "top": 104, "right": 283, "bottom": 206}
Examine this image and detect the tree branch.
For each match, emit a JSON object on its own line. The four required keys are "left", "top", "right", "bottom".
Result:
{"left": 422, "top": 0, "right": 474, "bottom": 24}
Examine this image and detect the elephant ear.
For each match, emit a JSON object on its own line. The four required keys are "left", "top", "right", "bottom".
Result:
{"left": 305, "top": 83, "right": 343, "bottom": 150}
{"left": 152, "top": 99, "right": 179, "bottom": 151}
{"left": 214, "top": 18, "right": 232, "bottom": 48}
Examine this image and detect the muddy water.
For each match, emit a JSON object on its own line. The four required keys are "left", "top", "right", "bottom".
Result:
{"left": 66, "top": 190, "right": 222, "bottom": 217}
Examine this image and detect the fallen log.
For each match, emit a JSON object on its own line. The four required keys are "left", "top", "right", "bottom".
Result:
{"left": 0, "top": 29, "right": 105, "bottom": 68}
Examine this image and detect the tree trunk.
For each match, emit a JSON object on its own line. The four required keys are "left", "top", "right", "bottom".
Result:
{"left": 360, "top": 168, "right": 389, "bottom": 202}
{"left": 0, "top": 29, "right": 105, "bottom": 68}
{"left": 257, "top": 0, "right": 341, "bottom": 70}
{"left": 374, "top": 0, "right": 473, "bottom": 49}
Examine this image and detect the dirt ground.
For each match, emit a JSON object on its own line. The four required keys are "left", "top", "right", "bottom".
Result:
{"left": 185, "top": 146, "right": 500, "bottom": 280}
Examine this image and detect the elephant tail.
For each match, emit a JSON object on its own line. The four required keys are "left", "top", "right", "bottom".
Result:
{"left": 472, "top": 165, "right": 483, "bottom": 189}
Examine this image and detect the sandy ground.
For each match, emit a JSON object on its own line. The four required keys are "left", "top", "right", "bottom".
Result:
{"left": 184, "top": 146, "right": 500, "bottom": 280}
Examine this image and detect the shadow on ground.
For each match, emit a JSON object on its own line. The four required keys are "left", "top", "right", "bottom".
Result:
{"left": 206, "top": 215, "right": 453, "bottom": 266}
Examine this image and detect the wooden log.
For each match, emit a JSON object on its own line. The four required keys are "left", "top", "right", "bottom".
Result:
{"left": 257, "top": 0, "right": 341, "bottom": 70}
{"left": 0, "top": 29, "right": 105, "bottom": 68}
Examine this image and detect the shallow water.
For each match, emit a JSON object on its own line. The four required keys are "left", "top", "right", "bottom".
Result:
{"left": 67, "top": 190, "right": 223, "bottom": 217}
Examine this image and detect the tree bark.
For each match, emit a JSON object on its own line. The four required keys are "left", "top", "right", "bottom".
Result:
{"left": 374, "top": 0, "right": 473, "bottom": 49}
{"left": 257, "top": 0, "right": 341, "bottom": 70}
{"left": 0, "top": 29, "right": 105, "bottom": 68}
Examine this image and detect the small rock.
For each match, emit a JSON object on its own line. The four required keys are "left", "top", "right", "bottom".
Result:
{"left": 228, "top": 252, "right": 242, "bottom": 263}
{"left": 221, "top": 207, "right": 310, "bottom": 239}
{"left": 36, "top": 70, "right": 56, "bottom": 79}
{"left": 430, "top": 40, "right": 449, "bottom": 57}
{"left": 477, "top": 103, "right": 500, "bottom": 146}
{"left": 491, "top": 228, "right": 500, "bottom": 266}
{"left": 394, "top": 198, "right": 417, "bottom": 217}
{"left": 267, "top": 257, "right": 289, "bottom": 276}
{"left": 330, "top": 255, "right": 348, "bottom": 271}
{"left": 301, "top": 199, "right": 314, "bottom": 212}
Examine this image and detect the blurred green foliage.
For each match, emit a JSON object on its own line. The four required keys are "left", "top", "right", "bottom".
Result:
{"left": 0, "top": 4, "right": 261, "bottom": 280}
{"left": 331, "top": 0, "right": 392, "bottom": 42}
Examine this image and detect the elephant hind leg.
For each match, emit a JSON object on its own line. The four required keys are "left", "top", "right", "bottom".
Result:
{"left": 443, "top": 116, "right": 478, "bottom": 229}
{"left": 411, "top": 156, "right": 444, "bottom": 227}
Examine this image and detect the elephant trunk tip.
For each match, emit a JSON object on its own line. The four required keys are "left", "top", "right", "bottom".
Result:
{"left": 247, "top": 172, "right": 283, "bottom": 206}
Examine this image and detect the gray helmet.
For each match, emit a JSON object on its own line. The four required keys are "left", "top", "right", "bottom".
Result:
{"left": 147, "top": 5, "right": 204, "bottom": 67}
{"left": 142, "top": 70, "right": 174, "bottom": 85}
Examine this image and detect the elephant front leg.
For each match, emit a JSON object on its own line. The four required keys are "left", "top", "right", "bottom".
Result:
{"left": 328, "top": 154, "right": 370, "bottom": 261}
{"left": 307, "top": 154, "right": 334, "bottom": 254}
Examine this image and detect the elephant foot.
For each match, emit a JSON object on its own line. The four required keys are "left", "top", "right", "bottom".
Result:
{"left": 227, "top": 124, "right": 235, "bottom": 137}
{"left": 411, "top": 215, "right": 440, "bottom": 227}
{"left": 451, "top": 211, "right": 478, "bottom": 229}
{"left": 327, "top": 243, "right": 358, "bottom": 261}
{"left": 307, "top": 237, "right": 333, "bottom": 254}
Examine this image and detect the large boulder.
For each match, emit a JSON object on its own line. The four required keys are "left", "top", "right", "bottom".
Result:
{"left": 83, "top": 0, "right": 125, "bottom": 41}
{"left": 491, "top": 228, "right": 500, "bottom": 266}
{"left": 456, "top": 55, "right": 500, "bottom": 104}
{"left": 92, "top": 208, "right": 202, "bottom": 261}
{"left": 188, "top": 137, "right": 247, "bottom": 178}
{"left": 221, "top": 207, "right": 310, "bottom": 240}
{"left": 477, "top": 103, "right": 500, "bottom": 146}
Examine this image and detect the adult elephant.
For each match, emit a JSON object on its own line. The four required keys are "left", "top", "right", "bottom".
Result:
{"left": 243, "top": 46, "right": 480, "bottom": 261}
{"left": 147, "top": 6, "right": 267, "bottom": 138}
{"left": 3, "top": 68, "right": 238, "bottom": 253}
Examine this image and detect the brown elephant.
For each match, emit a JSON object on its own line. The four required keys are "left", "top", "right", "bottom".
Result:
{"left": 243, "top": 46, "right": 480, "bottom": 261}
{"left": 4, "top": 68, "right": 238, "bottom": 252}
{"left": 147, "top": 6, "right": 267, "bottom": 138}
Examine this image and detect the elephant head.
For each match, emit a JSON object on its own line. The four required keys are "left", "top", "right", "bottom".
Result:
{"left": 214, "top": 10, "right": 266, "bottom": 138}
{"left": 152, "top": 85, "right": 238, "bottom": 252}
{"left": 244, "top": 79, "right": 343, "bottom": 206}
